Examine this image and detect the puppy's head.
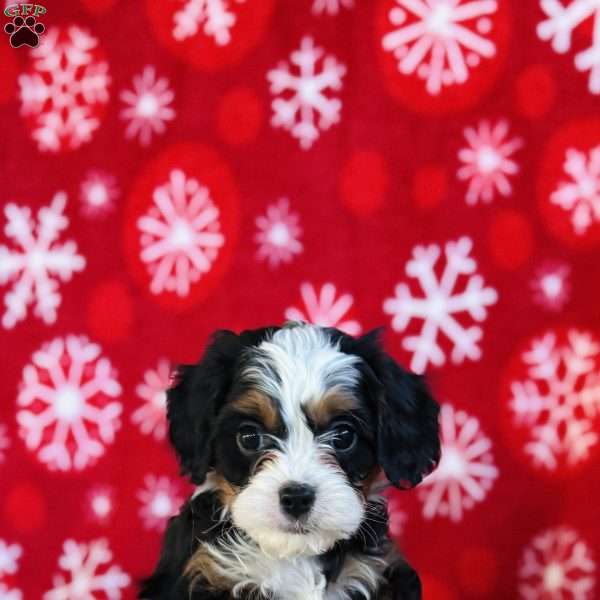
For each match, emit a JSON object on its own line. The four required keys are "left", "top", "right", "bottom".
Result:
{"left": 168, "top": 323, "right": 440, "bottom": 558}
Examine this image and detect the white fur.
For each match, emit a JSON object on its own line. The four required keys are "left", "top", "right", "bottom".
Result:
{"left": 233, "top": 323, "right": 365, "bottom": 558}
{"left": 202, "top": 531, "right": 385, "bottom": 600}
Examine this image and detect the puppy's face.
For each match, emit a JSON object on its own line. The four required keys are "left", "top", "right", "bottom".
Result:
{"left": 168, "top": 324, "right": 440, "bottom": 559}
{"left": 214, "top": 329, "right": 377, "bottom": 557}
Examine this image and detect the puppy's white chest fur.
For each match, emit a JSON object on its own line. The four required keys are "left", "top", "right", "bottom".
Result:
{"left": 203, "top": 536, "right": 384, "bottom": 600}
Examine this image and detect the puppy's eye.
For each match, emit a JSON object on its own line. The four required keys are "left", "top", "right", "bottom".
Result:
{"left": 237, "top": 424, "right": 265, "bottom": 454}
{"left": 332, "top": 424, "right": 357, "bottom": 452}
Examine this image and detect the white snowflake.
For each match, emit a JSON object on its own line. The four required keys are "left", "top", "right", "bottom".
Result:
{"left": 0, "top": 540, "right": 22, "bottom": 600}
{"left": 381, "top": 0, "right": 498, "bottom": 95}
{"left": 120, "top": 66, "right": 175, "bottom": 147}
{"left": 87, "top": 485, "right": 115, "bottom": 524}
{"left": 255, "top": 198, "right": 303, "bottom": 268}
{"left": 0, "top": 423, "right": 9, "bottom": 463}
{"left": 173, "top": 0, "right": 245, "bottom": 44}
{"left": 0, "top": 585, "right": 22, "bottom": 600}
{"left": 418, "top": 403, "right": 498, "bottom": 522}
{"left": 383, "top": 236, "right": 498, "bottom": 374}
{"left": 457, "top": 119, "right": 523, "bottom": 205}
{"left": 0, "top": 539, "right": 23, "bottom": 600}
{"left": 550, "top": 145, "right": 600, "bottom": 235}
{"left": 16, "top": 335, "right": 123, "bottom": 472}
{"left": 312, "top": 0, "right": 354, "bottom": 15}
{"left": 18, "top": 26, "right": 110, "bottom": 152}
{"left": 44, "top": 538, "right": 130, "bottom": 600}
{"left": 509, "top": 329, "right": 600, "bottom": 471}
{"left": 538, "top": 0, "right": 600, "bottom": 94}
{"left": 386, "top": 495, "right": 407, "bottom": 537}
{"left": 0, "top": 539, "right": 22, "bottom": 577}
{"left": 519, "top": 527, "right": 596, "bottom": 600}
{"left": 285, "top": 282, "right": 362, "bottom": 336}
{"left": 79, "top": 170, "right": 119, "bottom": 219}
{"left": 137, "top": 169, "right": 225, "bottom": 297}
{"left": 531, "top": 262, "right": 571, "bottom": 312}
{"left": 0, "top": 192, "right": 85, "bottom": 329}
{"left": 131, "top": 359, "right": 171, "bottom": 441}
{"left": 267, "top": 36, "right": 346, "bottom": 149}
{"left": 137, "top": 474, "right": 182, "bottom": 532}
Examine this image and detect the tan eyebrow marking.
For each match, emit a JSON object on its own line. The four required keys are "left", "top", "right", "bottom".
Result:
{"left": 305, "top": 389, "right": 360, "bottom": 427}
{"left": 230, "top": 389, "right": 280, "bottom": 431}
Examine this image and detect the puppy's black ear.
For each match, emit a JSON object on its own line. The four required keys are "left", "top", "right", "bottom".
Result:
{"left": 376, "top": 355, "right": 440, "bottom": 489}
{"left": 167, "top": 330, "right": 242, "bottom": 485}
{"left": 345, "top": 329, "right": 440, "bottom": 490}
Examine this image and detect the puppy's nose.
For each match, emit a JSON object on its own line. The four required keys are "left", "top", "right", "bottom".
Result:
{"left": 279, "top": 482, "right": 316, "bottom": 519}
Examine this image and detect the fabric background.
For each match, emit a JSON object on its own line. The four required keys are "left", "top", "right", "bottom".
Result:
{"left": 1, "top": 1, "right": 599, "bottom": 598}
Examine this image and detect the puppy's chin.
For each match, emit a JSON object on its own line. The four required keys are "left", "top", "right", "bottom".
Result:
{"left": 242, "top": 527, "right": 345, "bottom": 559}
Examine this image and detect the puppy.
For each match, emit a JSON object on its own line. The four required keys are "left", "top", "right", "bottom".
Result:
{"left": 140, "top": 322, "right": 440, "bottom": 599}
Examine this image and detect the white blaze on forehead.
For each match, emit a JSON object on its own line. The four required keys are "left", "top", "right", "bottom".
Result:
{"left": 231, "top": 325, "right": 366, "bottom": 557}
{"left": 242, "top": 324, "right": 362, "bottom": 424}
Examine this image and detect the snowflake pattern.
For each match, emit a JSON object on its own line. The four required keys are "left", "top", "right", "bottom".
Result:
{"left": 120, "top": 66, "right": 175, "bottom": 147}
{"left": 457, "top": 119, "right": 523, "bottom": 205}
{"left": 386, "top": 495, "right": 408, "bottom": 537}
{"left": 44, "top": 538, "right": 130, "bottom": 600}
{"left": 418, "top": 403, "right": 498, "bottom": 522}
{"left": 531, "top": 262, "right": 571, "bottom": 312}
{"left": 0, "top": 585, "right": 22, "bottom": 600}
{"left": 255, "top": 198, "right": 303, "bottom": 268}
{"left": 312, "top": 0, "right": 354, "bottom": 15}
{"left": 0, "top": 192, "right": 85, "bottom": 329}
{"left": 509, "top": 329, "right": 600, "bottom": 471}
{"left": 538, "top": 0, "right": 600, "bottom": 94}
{"left": 79, "top": 170, "right": 119, "bottom": 219}
{"left": 16, "top": 335, "right": 123, "bottom": 472}
{"left": 381, "top": 0, "right": 498, "bottom": 95}
{"left": 137, "top": 169, "right": 225, "bottom": 297}
{"left": 519, "top": 527, "right": 596, "bottom": 599}
{"left": 0, "top": 423, "right": 9, "bottom": 463}
{"left": 0, "top": 539, "right": 23, "bottom": 600}
{"left": 0, "top": 540, "right": 22, "bottom": 578}
{"left": 383, "top": 236, "right": 498, "bottom": 374}
{"left": 137, "top": 475, "right": 183, "bottom": 532}
{"left": 550, "top": 145, "right": 600, "bottom": 235}
{"left": 285, "top": 282, "right": 362, "bottom": 336}
{"left": 267, "top": 36, "right": 346, "bottom": 149}
{"left": 18, "top": 26, "right": 110, "bottom": 152}
{"left": 173, "top": 0, "right": 245, "bottom": 44}
{"left": 86, "top": 485, "right": 116, "bottom": 524}
{"left": 131, "top": 359, "right": 171, "bottom": 441}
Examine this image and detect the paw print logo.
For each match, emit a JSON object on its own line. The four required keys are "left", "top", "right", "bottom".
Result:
{"left": 4, "top": 15, "right": 45, "bottom": 48}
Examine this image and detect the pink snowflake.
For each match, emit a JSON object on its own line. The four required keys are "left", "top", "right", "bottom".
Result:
{"left": 79, "top": 170, "right": 119, "bottom": 219}
{"left": 86, "top": 485, "right": 116, "bottom": 524}
{"left": 0, "top": 423, "right": 9, "bottom": 463}
{"left": 285, "top": 282, "right": 362, "bottom": 336}
{"left": 131, "top": 359, "right": 171, "bottom": 441}
{"left": 386, "top": 494, "right": 407, "bottom": 537}
{"left": 120, "top": 66, "right": 176, "bottom": 146}
{"left": 457, "top": 119, "right": 523, "bottom": 205}
{"left": 519, "top": 526, "right": 596, "bottom": 599}
{"left": 531, "top": 262, "right": 571, "bottom": 312}
{"left": 18, "top": 26, "right": 110, "bottom": 153}
{"left": 16, "top": 335, "right": 122, "bottom": 472}
{"left": 255, "top": 198, "right": 303, "bottom": 268}
{"left": 138, "top": 474, "right": 183, "bottom": 532}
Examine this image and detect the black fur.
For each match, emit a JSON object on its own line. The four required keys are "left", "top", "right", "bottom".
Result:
{"left": 167, "top": 328, "right": 277, "bottom": 484}
{"left": 336, "top": 328, "right": 441, "bottom": 489}
{"left": 140, "top": 493, "right": 422, "bottom": 600}
{"left": 141, "top": 325, "right": 440, "bottom": 599}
